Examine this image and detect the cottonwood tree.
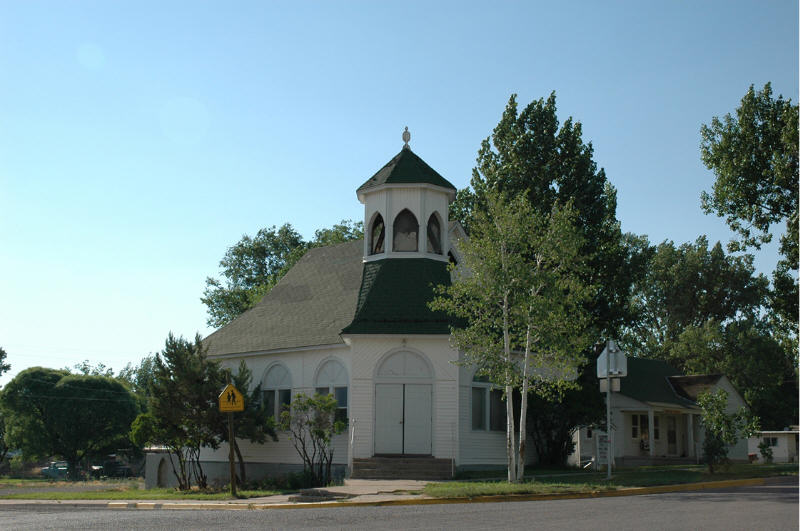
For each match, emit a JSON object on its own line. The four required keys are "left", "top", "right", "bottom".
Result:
{"left": 700, "top": 82, "right": 798, "bottom": 333}
{"left": 432, "top": 190, "right": 594, "bottom": 482}
{"left": 1, "top": 367, "right": 138, "bottom": 477}
{"left": 202, "top": 220, "right": 362, "bottom": 328}
{"left": 450, "top": 93, "right": 642, "bottom": 338}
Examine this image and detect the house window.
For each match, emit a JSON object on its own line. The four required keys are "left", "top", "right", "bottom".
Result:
{"left": 490, "top": 389, "right": 506, "bottom": 432}
{"left": 314, "top": 359, "right": 348, "bottom": 424}
{"left": 426, "top": 213, "right": 442, "bottom": 254}
{"left": 586, "top": 428, "right": 593, "bottom": 439}
{"left": 763, "top": 437, "right": 778, "bottom": 447}
{"left": 262, "top": 364, "right": 292, "bottom": 421}
{"left": 631, "top": 414, "right": 649, "bottom": 438}
{"left": 653, "top": 416, "right": 660, "bottom": 440}
{"left": 471, "top": 373, "right": 517, "bottom": 432}
{"left": 370, "top": 214, "right": 385, "bottom": 255}
{"left": 393, "top": 209, "right": 418, "bottom": 252}
{"left": 471, "top": 387, "right": 486, "bottom": 430}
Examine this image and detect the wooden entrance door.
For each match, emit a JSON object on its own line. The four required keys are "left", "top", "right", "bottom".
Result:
{"left": 374, "top": 383, "right": 432, "bottom": 455}
{"left": 667, "top": 416, "right": 677, "bottom": 455}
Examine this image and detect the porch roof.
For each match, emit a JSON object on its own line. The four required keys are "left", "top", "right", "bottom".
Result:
{"left": 619, "top": 358, "right": 697, "bottom": 408}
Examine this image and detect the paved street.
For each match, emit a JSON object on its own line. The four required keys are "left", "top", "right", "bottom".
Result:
{"left": 0, "top": 479, "right": 796, "bottom": 530}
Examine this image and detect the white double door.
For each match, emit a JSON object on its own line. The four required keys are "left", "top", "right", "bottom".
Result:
{"left": 374, "top": 383, "right": 432, "bottom": 455}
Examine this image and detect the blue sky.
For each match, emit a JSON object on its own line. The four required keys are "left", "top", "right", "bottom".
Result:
{"left": 0, "top": 1, "right": 797, "bottom": 385}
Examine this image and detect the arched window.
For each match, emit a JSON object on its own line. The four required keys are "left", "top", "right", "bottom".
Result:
{"left": 393, "top": 209, "right": 418, "bottom": 252}
{"left": 262, "top": 364, "right": 292, "bottom": 421}
{"left": 314, "top": 359, "right": 348, "bottom": 424}
{"left": 370, "top": 214, "right": 385, "bottom": 255}
{"left": 427, "top": 213, "right": 442, "bottom": 254}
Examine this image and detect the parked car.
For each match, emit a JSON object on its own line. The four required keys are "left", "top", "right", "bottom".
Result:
{"left": 40, "top": 461, "right": 68, "bottom": 479}
{"left": 100, "top": 460, "right": 133, "bottom": 478}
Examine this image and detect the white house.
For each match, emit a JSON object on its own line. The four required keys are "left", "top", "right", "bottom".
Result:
{"left": 569, "top": 359, "right": 750, "bottom": 468}
{"left": 146, "top": 136, "right": 525, "bottom": 487}
{"left": 748, "top": 429, "right": 799, "bottom": 463}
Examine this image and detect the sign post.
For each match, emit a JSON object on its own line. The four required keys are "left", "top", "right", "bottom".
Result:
{"left": 597, "top": 340, "right": 627, "bottom": 480}
{"left": 218, "top": 383, "right": 244, "bottom": 497}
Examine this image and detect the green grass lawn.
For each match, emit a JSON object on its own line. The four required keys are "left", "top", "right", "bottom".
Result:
{"left": 0, "top": 477, "right": 283, "bottom": 500}
{"left": 425, "top": 463, "right": 798, "bottom": 498}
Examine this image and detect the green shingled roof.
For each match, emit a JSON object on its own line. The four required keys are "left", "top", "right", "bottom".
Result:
{"left": 357, "top": 148, "right": 456, "bottom": 193}
{"left": 342, "top": 258, "right": 452, "bottom": 335}
{"left": 619, "top": 358, "right": 697, "bottom": 407}
{"left": 204, "top": 240, "right": 364, "bottom": 356}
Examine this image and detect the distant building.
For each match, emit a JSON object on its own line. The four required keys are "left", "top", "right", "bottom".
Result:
{"left": 570, "top": 358, "right": 750, "bottom": 468}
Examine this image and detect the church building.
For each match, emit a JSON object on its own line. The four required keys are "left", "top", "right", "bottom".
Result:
{"left": 146, "top": 132, "right": 523, "bottom": 487}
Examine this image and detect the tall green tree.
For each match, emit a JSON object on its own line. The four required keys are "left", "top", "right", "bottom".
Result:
{"left": 432, "top": 190, "right": 594, "bottom": 482}
{"left": 0, "top": 367, "right": 138, "bottom": 476}
{"left": 700, "top": 82, "right": 798, "bottom": 331}
{"left": 137, "top": 333, "right": 225, "bottom": 489}
{"left": 451, "top": 93, "right": 641, "bottom": 337}
{"left": 202, "top": 220, "right": 362, "bottom": 328}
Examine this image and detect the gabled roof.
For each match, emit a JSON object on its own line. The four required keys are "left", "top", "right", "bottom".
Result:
{"left": 204, "top": 240, "right": 364, "bottom": 357}
{"left": 618, "top": 358, "right": 697, "bottom": 408}
{"left": 341, "top": 258, "right": 452, "bottom": 335}
{"left": 668, "top": 374, "right": 724, "bottom": 402}
{"left": 357, "top": 148, "right": 456, "bottom": 194}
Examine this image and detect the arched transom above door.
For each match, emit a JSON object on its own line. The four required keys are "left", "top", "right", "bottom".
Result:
{"left": 376, "top": 350, "right": 432, "bottom": 380}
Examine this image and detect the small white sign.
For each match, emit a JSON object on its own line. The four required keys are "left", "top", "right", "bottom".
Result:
{"left": 597, "top": 340, "right": 627, "bottom": 378}
{"left": 597, "top": 433, "right": 609, "bottom": 461}
{"left": 599, "top": 377, "right": 621, "bottom": 392}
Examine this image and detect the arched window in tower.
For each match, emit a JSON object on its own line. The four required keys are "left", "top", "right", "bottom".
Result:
{"left": 427, "top": 213, "right": 442, "bottom": 254}
{"left": 370, "top": 213, "right": 385, "bottom": 255}
{"left": 392, "top": 209, "right": 418, "bottom": 252}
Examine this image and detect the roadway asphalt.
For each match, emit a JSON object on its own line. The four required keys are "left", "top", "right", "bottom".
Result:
{"left": 0, "top": 478, "right": 796, "bottom": 530}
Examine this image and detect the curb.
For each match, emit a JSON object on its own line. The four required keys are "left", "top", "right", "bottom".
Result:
{"left": 102, "top": 477, "right": 769, "bottom": 511}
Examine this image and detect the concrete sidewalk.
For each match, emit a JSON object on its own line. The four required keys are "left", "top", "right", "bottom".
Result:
{"left": 0, "top": 477, "right": 792, "bottom": 511}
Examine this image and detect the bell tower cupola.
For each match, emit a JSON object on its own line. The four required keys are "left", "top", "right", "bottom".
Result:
{"left": 357, "top": 128, "right": 457, "bottom": 262}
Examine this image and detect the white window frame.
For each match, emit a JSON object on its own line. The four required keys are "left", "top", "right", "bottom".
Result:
{"left": 314, "top": 359, "right": 349, "bottom": 424}
{"left": 262, "top": 364, "right": 292, "bottom": 421}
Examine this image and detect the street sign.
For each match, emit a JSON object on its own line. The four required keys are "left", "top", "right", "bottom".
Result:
{"left": 218, "top": 383, "right": 244, "bottom": 412}
{"left": 599, "top": 377, "right": 620, "bottom": 393}
{"left": 597, "top": 339, "right": 627, "bottom": 378}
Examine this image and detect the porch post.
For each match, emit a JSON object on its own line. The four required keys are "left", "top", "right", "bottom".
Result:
{"left": 687, "top": 413, "right": 694, "bottom": 458}
{"left": 648, "top": 408, "right": 655, "bottom": 457}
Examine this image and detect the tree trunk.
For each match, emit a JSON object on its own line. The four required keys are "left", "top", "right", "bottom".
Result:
{"left": 517, "top": 323, "right": 531, "bottom": 481}
{"left": 503, "top": 292, "right": 517, "bottom": 483}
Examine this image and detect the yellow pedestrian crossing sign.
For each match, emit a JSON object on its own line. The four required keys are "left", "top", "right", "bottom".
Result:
{"left": 219, "top": 384, "right": 244, "bottom": 412}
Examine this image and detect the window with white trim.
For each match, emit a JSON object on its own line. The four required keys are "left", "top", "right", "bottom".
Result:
{"left": 262, "top": 364, "right": 292, "bottom": 421}
{"left": 471, "top": 374, "right": 518, "bottom": 432}
{"left": 314, "top": 359, "right": 348, "bottom": 424}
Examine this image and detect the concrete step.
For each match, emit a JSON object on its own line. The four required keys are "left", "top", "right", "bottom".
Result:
{"left": 351, "top": 457, "right": 453, "bottom": 480}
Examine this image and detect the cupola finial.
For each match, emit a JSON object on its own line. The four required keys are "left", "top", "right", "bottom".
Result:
{"left": 402, "top": 126, "right": 410, "bottom": 149}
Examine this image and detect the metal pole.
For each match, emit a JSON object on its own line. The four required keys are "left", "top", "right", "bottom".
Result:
{"left": 228, "top": 412, "right": 237, "bottom": 497}
{"left": 606, "top": 342, "right": 612, "bottom": 480}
